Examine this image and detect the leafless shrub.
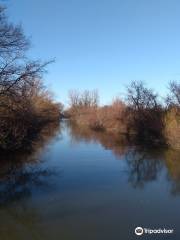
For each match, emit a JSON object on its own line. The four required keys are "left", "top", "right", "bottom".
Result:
{"left": 0, "top": 6, "right": 61, "bottom": 151}
{"left": 125, "top": 81, "right": 165, "bottom": 143}
{"left": 126, "top": 81, "right": 159, "bottom": 110}
{"left": 68, "top": 90, "right": 126, "bottom": 132}
{"left": 166, "top": 81, "right": 180, "bottom": 108}
{"left": 68, "top": 89, "right": 99, "bottom": 109}
{"left": 164, "top": 107, "right": 180, "bottom": 149}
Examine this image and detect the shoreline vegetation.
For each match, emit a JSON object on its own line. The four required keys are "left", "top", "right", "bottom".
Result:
{"left": 0, "top": 6, "right": 62, "bottom": 151}
{"left": 0, "top": 6, "right": 179, "bottom": 152}
{"left": 65, "top": 81, "right": 180, "bottom": 150}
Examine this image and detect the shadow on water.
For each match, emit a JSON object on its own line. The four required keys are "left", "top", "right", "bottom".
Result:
{"left": 125, "top": 147, "right": 163, "bottom": 189}
{"left": 0, "top": 122, "right": 61, "bottom": 206}
{"left": 1, "top": 120, "right": 180, "bottom": 203}
{"left": 68, "top": 121, "right": 180, "bottom": 195}
{"left": 67, "top": 121, "right": 129, "bottom": 157}
{"left": 124, "top": 147, "right": 180, "bottom": 196}
{"left": 0, "top": 120, "right": 180, "bottom": 239}
{"left": 164, "top": 149, "right": 180, "bottom": 195}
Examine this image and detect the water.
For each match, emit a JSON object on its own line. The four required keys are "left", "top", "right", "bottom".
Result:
{"left": 0, "top": 120, "right": 180, "bottom": 240}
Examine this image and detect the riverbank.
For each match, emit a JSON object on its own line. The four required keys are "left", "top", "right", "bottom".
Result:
{"left": 67, "top": 107, "right": 180, "bottom": 149}
{"left": 0, "top": 119, "right": 180, "bottom": 240}
{"left": 0, "top": 7, "right": 62, "bottom": 151}
{"left": 66, "top": 85, "right": 180, "bottom": 149}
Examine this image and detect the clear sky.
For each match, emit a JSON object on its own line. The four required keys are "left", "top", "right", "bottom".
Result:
{"left": 3, "top": 0, "right": 180, "bottom": 105}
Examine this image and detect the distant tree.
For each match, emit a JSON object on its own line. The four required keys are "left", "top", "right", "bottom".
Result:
{"left": 68, "top": 89, "right": 99, "bottom": 108}
{"left": 126, "top": 80, "right": 159, "bottom": 110}
{"left": 68, "top": 90, "right": 81, "bottom": 108}
{"left": 166, "top": 81, "right": 180, "bottom": 107}
{"left": 126, "top": 81, "right": 164, "bottom": 142}
{"left": 80, "top": 90, "right": 99, "bottom": 107}
{"left": 164, "top": 81, "right": 180, "bottom": 149}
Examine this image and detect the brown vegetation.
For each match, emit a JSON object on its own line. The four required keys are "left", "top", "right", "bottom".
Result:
{"left": 164, "top": 81, "right": 180, "bottom": 149}
{"left": 1, "top": 5, "right": 179, "bottom": 151}
{"left": 67, "top": 90, "right": 127, "bottom": 132}
{"left": 67, "top": 81, "right": 180, "bottom": 149}
{"left": 125, "top": 81, "right": 165, "bottom": 143}
{"left": 0, "top": 7, "right": 61, "bottom": 151}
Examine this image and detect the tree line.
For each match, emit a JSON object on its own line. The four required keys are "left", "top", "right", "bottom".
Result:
{"left": 66, "top": 81, "right": 180, "bottom": 149}
{"left": 0, "top": 6, "right": 62, "bottom": 151}
{"left": 0, "top": 5, "right": 179, "bottom": 151}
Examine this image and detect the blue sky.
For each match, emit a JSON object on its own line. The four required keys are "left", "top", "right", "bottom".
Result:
{"left": 3, "top": 0, "right": 180, "bottom": 105}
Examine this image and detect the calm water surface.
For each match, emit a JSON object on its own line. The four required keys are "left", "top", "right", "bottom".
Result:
{"left": 0, "top": 120, "right": 180, "bottom": 240}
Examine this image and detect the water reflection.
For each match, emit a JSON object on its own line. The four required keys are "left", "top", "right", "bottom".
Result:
{"left": 0, "top": 166, "right": 57, "bottom": 205}
{"left": 68, "top": 121, "right": 180, "bottom": 195}
{"left": 0, "top": 122, "right": 61, "bottom": 206}
{"left": 68, "top": 121, "right": 129, "bottom": 157}
{"left": 0, "top": 120, "right": 180, "bottom": 239}
{"left": 164, "top": 149, "right": 180, "bottom": 195}
{"left": 125, "top": 147, "right": 163, "bottom": 188}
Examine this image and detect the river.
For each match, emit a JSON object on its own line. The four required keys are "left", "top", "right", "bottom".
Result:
{"left": 0, "top": 120, "right": 180, "bottom": 240}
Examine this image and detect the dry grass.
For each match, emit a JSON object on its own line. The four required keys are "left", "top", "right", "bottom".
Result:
{"left": 68, "top": 99, "right": 127, "bottom": 133}
{"left": 0, "top": 80, "right": 62, "bottom": 151}
{"left": 67, "top": 86, "right": 180, "bottom": 149}
{"left": 164, "top": 107, "right": 180, "bottom": 149}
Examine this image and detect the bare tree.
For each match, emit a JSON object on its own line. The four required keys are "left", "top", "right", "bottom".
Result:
{"left": 68, "top": 90, "right": 81, "bottom": 108}
{"left": 126, "top": 81, "right": 164, "bottom": 142}
{"left": 126, "top": 80, "right": 159, "bottom": 110}
{"left": 68, "top": 89, "right": 99, "bottom": 108}
{"left": 0, "top": 6, "right": 50, "bottom": 99}
{"left": 166, "top": 81, "right": 180, "bottom": 107}
{"left": 0, "top": 6, "right": 60, "bottom": 150}
{"left": 80, "top": 89, "right": 99, "bottom": 107}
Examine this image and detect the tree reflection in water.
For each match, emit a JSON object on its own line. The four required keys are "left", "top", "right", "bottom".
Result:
{"left": 125, "top": 147, "right": 163, "bottom": 188}
{"left": 68, "top": 121, "right": 180, "bottom": 195}
{"left": 0, "top": 120, "right": 180, "bottom": 207}
{"left": 0, "top": 166, "right": 56, "bottom": 205}
{"left": 68, "top": 121, "right": 129, "bottom": 157}
{"left": 0, "top": 122, "right": 61, "bottom": 206}
{"left": 164, "top": 149, "right": 180, "bottom": 195}
{"left": 125, "top": 147, "right": 180, "bottom": 194}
